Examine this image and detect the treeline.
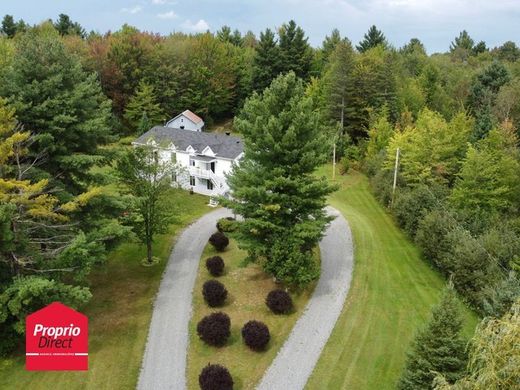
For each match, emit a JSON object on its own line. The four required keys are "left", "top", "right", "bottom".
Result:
{"left": 357, "top": 65, "right": 520, "bottom": 317}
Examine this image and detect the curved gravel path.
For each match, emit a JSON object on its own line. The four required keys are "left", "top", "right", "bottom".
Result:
{"left": 256, "top": 206, "right": 354, "bottom": 390}
{"left": 137, "top": 207, "right": 233, "bottom": 390}
{"left": 137, "top": 206, "right": 353, "bottom": 390}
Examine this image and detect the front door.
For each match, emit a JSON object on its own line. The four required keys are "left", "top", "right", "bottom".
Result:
{"left": 210, "top": 162, "right": 215, "bottom": 173}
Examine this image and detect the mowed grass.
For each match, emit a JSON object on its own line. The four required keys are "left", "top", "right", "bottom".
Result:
{"left": 186, "top": 239, "right": 317, "bottom": 390}
{"left": 306, "top": 167, "right": 479, "bottom": 390}
{"left": 0, "top": 189, "right": 211, "bottom": 390}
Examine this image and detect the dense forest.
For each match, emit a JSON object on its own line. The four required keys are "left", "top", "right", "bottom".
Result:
{"left": 0, "top": 12, "right": 519, "bottom": 385}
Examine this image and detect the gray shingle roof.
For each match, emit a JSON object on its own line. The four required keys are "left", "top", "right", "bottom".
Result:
{"left": 133, "top": 126, "right": 244, "bottom": 160}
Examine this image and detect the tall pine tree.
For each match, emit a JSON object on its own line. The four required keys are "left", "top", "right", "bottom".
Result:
{"left": 224, "top": 72, "right": 336, "bottom": 286}
{"left": 1, "top": 22, "right": 113, "bottom": 194}
{"left": 252, "top": 28, "right": 281, "bottom": 92}
{"left": 124, "top": 81, "right": 165, "bottom": 134}
{"left": 398, "top": 287, "right": 468, "bottom": 389}
{"left": 278, "top": 20, "right": 313, "bottom": 80}
{"left": 322, "top": 40, "right": 355, "bottom": 134}
{"left": 356, "top": 25, "right": 387, "bottom": 53}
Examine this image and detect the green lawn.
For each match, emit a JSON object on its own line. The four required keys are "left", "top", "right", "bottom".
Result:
{"left": 187, "top": 239, "right": 316, "bottom": 390}
{"left": 0, "top": 189, "right": 211, "bottom": 390}
{"left": 306, "top": 168, "right": 479, "bottom": 390}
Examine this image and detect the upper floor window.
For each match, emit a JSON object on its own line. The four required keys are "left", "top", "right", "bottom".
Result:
{"left": 190, "top": 159, "right": 195, "bottom": 167}
{"left": 171, "top": 152, "right": 176, "bottom": 163}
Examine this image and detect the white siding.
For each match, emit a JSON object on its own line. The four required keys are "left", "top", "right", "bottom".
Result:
{"left": 143, "top": 145, "right": 237, "bottom": 198}
{"left": 165, "top": 115, "right": 203, "bottom": 131}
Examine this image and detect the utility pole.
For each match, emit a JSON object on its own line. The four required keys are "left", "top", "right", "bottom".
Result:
{"left": 391, "top": 147, "right": 400, "bottom": 206}
{"left": 333, "top": 97, "right": 345, "bottom": 181}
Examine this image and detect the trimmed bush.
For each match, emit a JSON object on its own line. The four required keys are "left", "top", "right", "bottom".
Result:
{"left": 196, "top": 312, "right": 231, "bottom": 347}
{"left": 216, "top": 217, "right": 238, "bottom": 233}
{"left": 205, "top": 256, "right": 225, "bottom": 277}
{"left": 202, "top": 280, "right": 228, "bottom": 307}
{"left": 209, "top": 231, "right": 229, "bottom": 252}
{"left": 199, "top": 364, "right": 233, "bottom": 390}
{"left": 266, "top": 289, "right": 293, "bottom": 314}
{"left": 241, "top": 320, "right": 270, "bottom": 351}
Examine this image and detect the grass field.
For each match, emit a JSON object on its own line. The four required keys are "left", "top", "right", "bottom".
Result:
{"left": 306, "top": 168, "right": 479, "bottom": 389}
{"left": 186, "top": 239, "right": 316, "bottom": 390}
{"left": 0, "top": 189, "right": 211, "bottom": 390}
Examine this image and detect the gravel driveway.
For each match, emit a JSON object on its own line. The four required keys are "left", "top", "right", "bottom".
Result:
{"left": 137, "top": 206, "right": 353, "bottom": 390}
{"left": 256, "top": 206, "right": 354, "bottom": 390}
{"left": 137, "top": 207, "right": 232, "bottom": 390}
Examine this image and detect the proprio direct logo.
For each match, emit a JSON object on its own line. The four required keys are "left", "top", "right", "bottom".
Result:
{"left": 26, "top": 302, "right": 88, "bottom": 371}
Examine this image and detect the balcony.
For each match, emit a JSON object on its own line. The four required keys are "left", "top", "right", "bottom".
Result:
{"left": 188, "top": 166, "right": 215, "bottom": 179}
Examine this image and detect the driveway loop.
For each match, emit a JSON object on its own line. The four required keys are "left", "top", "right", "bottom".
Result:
{"left": 138, "top": 206, "right": 353, "bottom": 390}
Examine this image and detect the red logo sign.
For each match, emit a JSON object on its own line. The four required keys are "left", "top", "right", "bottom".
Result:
{"left": 26, "top": 302, "right": 88, "bottom": 371}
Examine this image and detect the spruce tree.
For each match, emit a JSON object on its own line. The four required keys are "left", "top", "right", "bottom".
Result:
{"left": 224, "top": 72, "right": 336, "bottom": 286}
{"left": 398, "top": 287, "right": 468, "bottom": 389}
{"left": 1, "top": 15, "right": 17, "bottom": 38}
{"left": 322, "top": 40, "right": 355, "bottom": 133}
{"left": 467, "top": 61, "right": 510, "bottom": 140}
{"left": 124, "top": 81, "right": 165, "bottom": 133}
{"left": 356, "top": 25, "right": 387, "bottom": 53}
{"left": 278, "top": 20, "right": 313, "bottom": 80}
{"left": 252, "top": 28, "right": 281, "bottom": 92}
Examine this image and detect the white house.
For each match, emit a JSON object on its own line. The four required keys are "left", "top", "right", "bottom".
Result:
{"left": 165, "top": 110, "right": 205, "bottom": 131}
{"left": 133, "top": 113, "right": 243, "bottom": 200}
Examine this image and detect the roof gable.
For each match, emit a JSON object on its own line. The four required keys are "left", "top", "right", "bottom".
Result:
{"left": 182, "top": 110, "right": 203, "bottom": 124}
{"left": 134, "top": 127, "right": 243, "bottom": 160}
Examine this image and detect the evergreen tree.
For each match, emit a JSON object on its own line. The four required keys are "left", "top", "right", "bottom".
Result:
{"left": 124, "top": 81, "right": 165, "bottom": 133}
{"left": 356, "top": 25, "right": 387, "bottom": 53}
{"left": 278, "top": 20, "right": 313, "bottom": 79}
{"left": 398, "top": 287, "right": 468, "bottom": 389}
{"left": 472, "top": 41, "right": 487, "bottom": 55}
{"left": 0, "top": 98, "right": 104, "bottom": 355}
{"left": 322, "top": 40, "right": 355, "bottom": 133}
{"left": 54, "top": 13, "right": 85, "bottom": 37}
{"left": 1, "top": 15, "right": 16, "bottom": 38}
{"left": 224, "top": 72, "right": 336, "bottom": 286}
{"left": 401, "top": 38, "right": 426, "bottom": 55}
{"left": 321, "top": 28, "right": 343, "bottom": 63}
{"left": 450, "top": 30, "right": 474, "bottom": 52}
{"left": 450, "top": 30, "right": 474, "bottom": 61}
{"left": 1, "top": 23, "right": 113, "bottom": 194}
{"left": 496, "top": 41, "right": 520, "bottom": 62}
{"left": 434, "top": 299, "right": 520, "bottom": 389}
{"left": 252, "top": 28, "right": 281, "bottom": 91}
{"left": 216, "top": 25, "right": 232, "bottom": 43}
{"left": 467, "top": 61, "right": 511, "bottom": 140}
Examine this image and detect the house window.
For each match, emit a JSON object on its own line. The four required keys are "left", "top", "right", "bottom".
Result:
{"left": 190, "top": 159, "right": 195, "bottom": 167}
{"left": 190, "top": 176, "right": 196, "bottom": 186}
{"left": 153, "top": 151, "right": 159, "bottom": 163}
{"left": 172, "top": 173, "right": 177, "bottom": 182}
{"left": 171, "top": 152, "right": 176, "bottom": 163}
{"left": 207, "top": 180, "right": 214, "bottom": 190}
